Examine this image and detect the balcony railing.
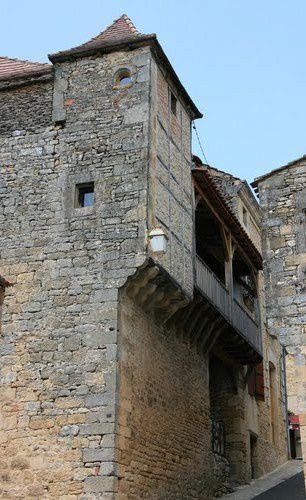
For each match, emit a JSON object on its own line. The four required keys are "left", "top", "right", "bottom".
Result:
{"left": 195, "top": 256, "right": 230, "bottom": 320}
{"left": 195, "top": 256, "right": 261, "bottom": 355}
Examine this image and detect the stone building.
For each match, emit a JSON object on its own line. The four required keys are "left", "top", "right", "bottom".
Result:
{"left": 253, "top": 155, "right": 306, "bottom": 481}
{"left": 0, "top": 14, "right": 287, "bottom": 499}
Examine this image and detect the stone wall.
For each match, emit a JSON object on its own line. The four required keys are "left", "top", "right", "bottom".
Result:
{"left": 117, "top": 292, "right": 219, "bottom": 499}
{"left": 209, "top": 357, "right": 249, "bottom": 485}
{"left": 117, "top": 293, "right": 287, "bottom": 498}
{"left": 256, "top": 160, "right": 306, "bottom": 481}
{"left": 0, "top": 46, "right": 151, "bottom": 498}
{"left": 0, "top": 79, "right": 53, "bottom": 135}
{"left": 148, "top": 61, "right": 194, "bottom": 297}
{"left": 257, "top": 161, "right": 306, "bottom": 415}
{"left": 246, "top": 326, "right": 288, "bottom": 479}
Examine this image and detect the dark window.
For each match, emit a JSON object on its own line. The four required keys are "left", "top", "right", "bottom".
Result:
{"left": 170, "top": 90, "right": 177, "bottom": 116}
{"left": 243, "top": 207, "right": 248, "bottom": 227}
{"left": 76, "top": 182, "right": 94, "bottom": 208}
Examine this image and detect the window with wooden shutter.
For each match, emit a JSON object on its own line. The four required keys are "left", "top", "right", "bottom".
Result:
{"left": 248, "top": 362, "right": 265, "bottom": 401}
{"left": 255, "top": 361, "right": 265, "bottom": 401}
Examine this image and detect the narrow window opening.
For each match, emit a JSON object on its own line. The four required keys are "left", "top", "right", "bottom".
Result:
{"left": 170, "top": 90, "right": 177, "bottom": 116}
{"left": 75, "top": 182, "right": 94, "bottom": 208}
{"left": 243, "top": 207, "right": 248, "bottom": 228}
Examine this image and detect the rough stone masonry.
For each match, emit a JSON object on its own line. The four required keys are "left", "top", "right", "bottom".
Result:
{"left": 253, "top": 156, "right": 306, "bottom": 484}
{"left": 0, "top": 15, "right": 200, "bottom": 499}
{"left": 0, "top": 14, "right": 288, "bottom": 500}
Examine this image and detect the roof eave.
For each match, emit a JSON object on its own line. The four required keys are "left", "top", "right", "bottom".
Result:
{"left": 0, "top": 66, "right": 53, "bottom": 91}
{"left": 251, "top": 154, "right": 306, "bottom": 188}
{"left": 48, "top": 34, "right": 202, "bottom": 120}
{"left": 48, "top": 33, "right": 155, "bottom": 62}
{"left": 0, "top": 66, "right": 52, "bottom": 84}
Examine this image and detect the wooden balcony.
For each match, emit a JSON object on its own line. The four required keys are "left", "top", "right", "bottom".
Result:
{"left": 195, "top": 256, "right": 262, "bottom": 357}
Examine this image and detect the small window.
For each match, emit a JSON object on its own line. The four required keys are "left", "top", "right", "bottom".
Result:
{"left": 243, "top": 207, "right": 248, "bottom": 228}
{"left": 75, "top": 182, "right": 94, "bottom": 208}
{"left": 115, "top": 69, "right": 132, "bottom": 87}
{"left": 170, "top": 90, "right": 177, "bottom": 116}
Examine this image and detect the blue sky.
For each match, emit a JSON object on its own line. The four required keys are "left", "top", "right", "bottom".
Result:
{"left": 2, "top": 0, "right": 306, "bottom": 182}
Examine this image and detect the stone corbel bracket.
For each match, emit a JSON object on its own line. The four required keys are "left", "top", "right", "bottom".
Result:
{"left": 124, "top": 258, "right": 190, "bottom": 324}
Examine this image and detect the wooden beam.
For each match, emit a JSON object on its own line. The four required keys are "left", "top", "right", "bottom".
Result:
{"left": 194, "top": 179, "right": 259, "bottom": 272}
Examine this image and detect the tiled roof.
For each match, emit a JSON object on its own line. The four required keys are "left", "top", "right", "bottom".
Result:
{"left": 79, "top": 14, "right": 142, "bottom": 48}
{"left": 0, "top": 56, "right": 51, "bottom": 81}
{"left": 51, "top": 14, "right": 144, "bottom": 59}
{"left": 193, "top": 155, "right": 260, "bottom": 211}
{"left": 193, "top": 156, "right": 241, "bottom": 182}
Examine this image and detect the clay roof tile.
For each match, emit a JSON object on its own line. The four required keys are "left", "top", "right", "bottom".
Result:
{"left": 0, "top": 56, "right": 51, "bottom": 81}
{"left": 56, "top": 14, "right": 143, "bottom": 56}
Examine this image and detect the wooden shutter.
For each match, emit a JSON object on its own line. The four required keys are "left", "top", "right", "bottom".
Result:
{"left": 248, "top": 362, "right": 265, "bottom": 401}
{"left": 255, "top": 362, "right": 265, "bottom": 401}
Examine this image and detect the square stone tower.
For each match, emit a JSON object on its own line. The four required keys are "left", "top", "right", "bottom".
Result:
{"left": 0, "top": 15, "right": 201, "bottom": 498}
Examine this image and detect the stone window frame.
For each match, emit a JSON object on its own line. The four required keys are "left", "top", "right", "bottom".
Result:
{"left": 113, "top": 67, "right": 134, "bottom": 89}
{"left": 64, "top": 175, "right": 97, "bottom": 218}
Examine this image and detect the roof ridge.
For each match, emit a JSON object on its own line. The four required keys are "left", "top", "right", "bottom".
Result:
{"left": 120, "top": 14, "right": 141, "bottom": 34}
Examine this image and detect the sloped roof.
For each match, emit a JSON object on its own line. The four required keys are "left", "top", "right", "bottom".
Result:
{"left": 192, "top": 158, "right": 262, "bottom": 270}
{"left": 192, "top": 156, "right": 241, "bottom": 183}
{"left": 0, "top": 56, "right": 51, "bottom": 81}
{"left": 75, "top": 14, "right": 141, "bottom": 48}
{"left": 49, "top": 14, "right": 148, "bottom": 61}
{"left": 252, "top": 153, "right": 306, "bottom": 188}
{"left": 193, "top": 156, "right": 260, "bottom": 214}
{"left": 49, "top": 14, "right": 202, "bottom": 119}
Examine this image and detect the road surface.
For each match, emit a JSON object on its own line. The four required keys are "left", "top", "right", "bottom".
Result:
{"left": 254, "top": 472, "right": 305, "bottom": 499}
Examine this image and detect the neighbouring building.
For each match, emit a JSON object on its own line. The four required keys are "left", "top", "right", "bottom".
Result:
{"left": 253, "top": 155, "right": 306, "bottom": 482}
{"left": 0, "top": 14, "right": 287, "bottom": 499}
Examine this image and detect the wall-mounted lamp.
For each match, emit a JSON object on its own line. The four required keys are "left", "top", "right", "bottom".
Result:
{"left": 148, "top": 227, "right": 168, "bottom": 254}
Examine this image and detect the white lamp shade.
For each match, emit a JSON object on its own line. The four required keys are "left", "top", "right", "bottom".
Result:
{"left": 148, "top": 228, "right": 168, "bottom": 253}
